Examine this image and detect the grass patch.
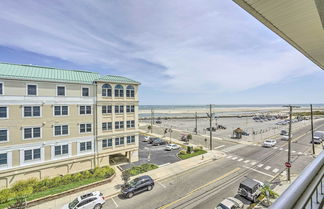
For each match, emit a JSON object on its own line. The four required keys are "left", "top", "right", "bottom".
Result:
{"left": 178, "top": 149, "right": 207, "bottom": 160}
{"left": 128, "top": 163, "right": 159, "bottom": 176}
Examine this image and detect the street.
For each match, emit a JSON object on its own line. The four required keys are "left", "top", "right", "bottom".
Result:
{"left": 103, "top": 120, "right": 324, "bottom": 209}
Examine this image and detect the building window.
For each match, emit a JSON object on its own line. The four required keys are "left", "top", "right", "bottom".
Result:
{"left": 102, "top": 105, "right": 112, "bottom": 114}
{"left": 57, "top": 86, "right": 65, "bottom": 96}
{"left": 102, "top": 122, "right": 112, "bottom": 131}
{"left": 80, "top": 105, "right": 91, "bottom": 115}
{"left": 24, "top": 148, "right": 41, "bottom": 161}
{"left": 27, "top": 84, "right": 37, "bottom": 96}
{"left": 80, "top": 141, "right": 92, "bottom": 152}
{"left": 0, "top": 153, "right": 7, "bottom": 166}
{"left": 24, "top": 127, "right": 41, "bottom": 139}
{"left": 24, "top": 106, "right": 40, "bottom": 117}
{"left": 115, "top": 85, "right": 124, "bottom": 97}
{"left": 115, "top": 105, "right": 124, "bottom": 114}
{"left": 54, "top": 106, "right": 68, "bottom": 116}
{"left": 0, "top": 129, "right": 8, "bottom": 142}
{"left": 80, "top": 123, "right": 92, "bottom": 133}
{"left": 54, "top": 144, "right": 69, "bottom": 156}
{"left": 127, "top": 120, "right": 135, "bottom": 128}
{"left": 115, "top": 121, "right": 124, "bottom": 130}
{"left": 102, "top": 84, "right": 112, "bottom": 97}
{"left": 102, "top": 139, "right": 112, "bottom": 148}
{"left": 115, "top": 137, "right": 124, "bottom": 146}
{"left": 127, "top": 136, "right": 135, "bottom": 144}
{"left": 0, "top": 107, "right": 7, "bottom": 118}
{"left": 126, "top": 85, "right": 135, "bottom": 97}
{"left": 0, "top": 83, "right": 3, "bottom": 95}
{"left": 54, "top": 125, "right": 69, "bottom": 136}
{"left": 126, "top": 105, "right": 135, "bottom": 113}
{"left": 82, "top": 87, "right": 89, "bottom": 96}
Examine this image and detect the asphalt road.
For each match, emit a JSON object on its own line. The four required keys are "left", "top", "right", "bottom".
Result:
{"left": 103, "top": 120, "right": 324, "bottom": 209}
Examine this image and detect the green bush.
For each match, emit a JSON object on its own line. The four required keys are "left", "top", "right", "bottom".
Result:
{"left": 0, "top": 189, "right": 13, "bottom": 204}
{"left": 128, "top": 164, "right": 158, "bottom": 176}
{"left": 179, "top": 150, "right": 186, "bottom": 155}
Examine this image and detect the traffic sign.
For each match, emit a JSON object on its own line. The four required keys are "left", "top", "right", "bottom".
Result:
{"left": 285, "top": 162, "right": 291, "bottom": 168}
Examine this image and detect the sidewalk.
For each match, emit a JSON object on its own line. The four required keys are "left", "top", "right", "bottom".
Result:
{"left": 30, "top": 144, "right": 225, "bottom": 209}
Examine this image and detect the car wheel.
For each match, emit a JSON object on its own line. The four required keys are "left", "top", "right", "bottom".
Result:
{"left": 93, "top": 204, "right": 102, "bottom": 209}
{"left": 127, "top": 192, "right": 134, "bottom": 198}
{"left": 147, "top": 185, "right": 153, "bottom": 191}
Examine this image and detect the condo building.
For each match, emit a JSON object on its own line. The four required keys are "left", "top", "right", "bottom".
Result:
{"left": 0, "top": 62, "right": 140, "bottom": 188}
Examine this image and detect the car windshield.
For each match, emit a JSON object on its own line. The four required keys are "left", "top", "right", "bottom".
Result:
{"left": 216, "top": 203, "right": 229, "bottom": 209}
{"left": 128, "top": 178, "right": 140, "bottom": 187}
{"left": 68, "top": 198, "right": 79, "bottom": 209}
{"left": 265, "top": 140, "right": 272, "bottom": 143}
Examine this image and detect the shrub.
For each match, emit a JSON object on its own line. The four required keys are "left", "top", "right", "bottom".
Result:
{"left": 179, "top": 150, "right": 186, "bottom": 155}
{"left": 11, "top": 178, "right": 37, "bottom": 193}
{"left": 0, "top": 189, "right": 14, "bottom": 204}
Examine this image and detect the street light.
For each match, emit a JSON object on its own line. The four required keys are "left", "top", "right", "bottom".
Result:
{"left": 169, "top": 127, "right": 173, "bottom": 144}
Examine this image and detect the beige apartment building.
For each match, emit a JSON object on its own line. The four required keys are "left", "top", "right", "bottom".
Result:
{"left": 0, "top": 62, "right": 140, "bottom": 188}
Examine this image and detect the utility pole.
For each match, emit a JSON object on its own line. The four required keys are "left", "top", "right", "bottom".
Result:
{"left": 150, "top": 108, "right": 154, "bottom": 133}
{"left": 169, "top": 127, "right": 173, "bottom": 144}
{"left": 311, "top": 104, "right": 315, "bottom": 155}
{"left": 283, "top": 105, "right": 299, "bottom": 182}
{"left": 206, "top": 104, "right": 214, "bottom": 150}
{"left": 195, "top": 112, "right": 198, "bottom": 134}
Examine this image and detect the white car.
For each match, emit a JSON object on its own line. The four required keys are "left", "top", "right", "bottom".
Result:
{"left": 263, "top": 139, "right": 277, "bottom": 147}
{"left": 165, "top": 144, "right": 180, "bottom": 151}
{"left": 281, "top": 134, "right": 292, "bottom": 141}
{"left": 311, "top": 136, "right": 322, "bottom": 144}
{"left": 143, "top": 136, "right": 150, "bottom": 142}
{"left": 216, "top": 197, "right": 243, "bottom": 209}
{"left": 61, "top": 191, "right": 105, "bottom": 209}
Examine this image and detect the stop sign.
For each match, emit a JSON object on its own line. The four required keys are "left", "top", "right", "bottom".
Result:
{"left": 285, "top": 162, "right": 291, "bottom": 168}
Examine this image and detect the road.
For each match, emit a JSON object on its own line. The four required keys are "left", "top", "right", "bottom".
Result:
{"left": 103, "top": 120, "right": 324, "bottom": 209}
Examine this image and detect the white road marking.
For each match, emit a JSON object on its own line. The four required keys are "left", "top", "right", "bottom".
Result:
{"left": 251, "top": 162, "right": 257, "bottom": 166}
{"left": 232, "top": 157, "right": 238, "bottom": 160}
{"left": 157, "top": 181, "right": 166, "bottom": 188}
{"left": 279, "top": 148, "right": 283, "bottom": 151}
{"left": 298, "top": 152, "right": 303, "bottom": 155}
{"left": 285, "top": 149, "right": 289, "bottom": 152}
{"left": 304, "top": 153, "right": 308, "bottom": 156}
{"left": 111, "top": 197, "right": 118, "bottom": 208}
{"left": 214, "top": 145, "right": 225, "bottom": 149}
{"left": 159, "top": 163, "right": 171, "bottom": 167}
{"left": 272, "top": 168, "right": 279, "bottom": 173}
{"left": 264, "top": 166, "right": 271, "bottom": 170}
{"left": 226, "top": 155, "right": 233, "bottom": 159}
{"left": 257, "top": 164, "right": 264, "bottom": 168}
{"left": 244, "top": 160, "right": 250, "bottom": 163}
{"left": 292, "top": 151, "right": 296, "bottom": 153}
{"left": 237, "top": 158, "right": 243, "bottom": 162}
{"left": 243, "top": 166, "right": 275, "bottom": 178}
{"left": 273, "top": 147, "right": 278, "bottom": 150}
{"left": 282, "top": 171, "right": 287, "bottom": 176}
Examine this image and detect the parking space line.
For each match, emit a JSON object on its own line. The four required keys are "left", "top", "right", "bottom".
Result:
{"left": 111, "top": 197, "right": 118, "bottom": 208}
{"left": 157, "top": 181, "right": 167, "bottom": 188}
{"left": 264, "top": 166, "right": 271, "bottom": 170}
{"left": 214, "top": 145, "right": 225, "bottom": 149}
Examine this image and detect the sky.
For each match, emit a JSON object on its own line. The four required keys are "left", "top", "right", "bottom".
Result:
{"left": 0, "top": 0, "right": 323, "bottom": 105}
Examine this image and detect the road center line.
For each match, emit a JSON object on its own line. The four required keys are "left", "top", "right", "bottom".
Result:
{"left": 111, "top": 197, "right": 118, "bottom": 208}
{"left": 214, "top": 145, "right": 225, "bottom": 149}
{"left": 158, "top": 167, "right": 241, "bottom": 209}
{"left": 243, "top": 166, "right": 274, "bottom": 178}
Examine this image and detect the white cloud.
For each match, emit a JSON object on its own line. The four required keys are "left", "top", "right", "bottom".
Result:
{"left": 0, "top": 0, "right": 318, "bottom": 95}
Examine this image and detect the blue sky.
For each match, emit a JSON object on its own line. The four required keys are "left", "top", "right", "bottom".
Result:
{"left": 0, "top": 0, "right": 323, "bottom": 105}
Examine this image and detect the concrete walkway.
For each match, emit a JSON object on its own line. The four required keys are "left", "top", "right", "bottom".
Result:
{"left": 29, "top": 140, "right": 225, "bottom": 209}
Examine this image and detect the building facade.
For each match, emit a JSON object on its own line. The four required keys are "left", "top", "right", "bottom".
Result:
{"left": 0, "top": 63, "right": 140, "bottom": 188}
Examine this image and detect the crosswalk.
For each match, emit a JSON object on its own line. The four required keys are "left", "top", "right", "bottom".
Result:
{"left": 226, "top": 155, "right": 281, "bottom": 175}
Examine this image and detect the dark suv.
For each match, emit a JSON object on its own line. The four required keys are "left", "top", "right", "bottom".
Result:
{"left": 148, "top": 137, "right": 159, "bottom": 144}
{"left": 152, "top": 138, "right": 167, "bottom": 146}
{"left": 121, "top": 175, "right": 154, "bottom": 198}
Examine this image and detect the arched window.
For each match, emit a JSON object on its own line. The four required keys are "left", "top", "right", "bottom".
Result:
{"left": 102, "top": 84, "right": 112, "bottom": 97}
{"left": 115, "top": 85, "right": 124, "bottom": 97}
{"left": 126, "top": 85, "right": 135, "bottom": 98}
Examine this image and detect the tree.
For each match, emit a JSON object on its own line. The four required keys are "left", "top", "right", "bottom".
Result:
{"left": 147, "top": 125, "right": 152, "bottom": 133}
{"left": 163, "top": 128, "right": 168, "bottom": 137}
{"left": 186, "top": 134, "right": 192, "bottom": 142}
{"left": 121, "top": 170, "right": 131, "bottom": 187}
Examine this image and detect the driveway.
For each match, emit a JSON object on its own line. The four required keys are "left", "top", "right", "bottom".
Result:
{"left": 119, "top": 135, "right": 181, "bottom": 170}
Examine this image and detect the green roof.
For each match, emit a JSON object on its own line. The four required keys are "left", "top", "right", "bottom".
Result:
{"left": 0, "top": 62, "right": 140, "bottom": 85}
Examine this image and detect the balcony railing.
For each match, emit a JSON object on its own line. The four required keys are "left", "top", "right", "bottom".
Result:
{"left": 270, "top": 150, "right": 324, "bottom": 209}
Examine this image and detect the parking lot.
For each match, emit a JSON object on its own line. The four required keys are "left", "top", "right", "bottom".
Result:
{"left": 120, "top": 135, "right": 181, "bottom": 170}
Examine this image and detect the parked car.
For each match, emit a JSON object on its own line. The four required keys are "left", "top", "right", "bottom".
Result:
{"left": 121, "top": 175, "right": 154, "bottom": 198}
{"left": 216, "top": 197, "right": 244, "bottom": 209}
{"left": 263, "top": 139, "right": 277, "bottom": 147}
{"left": 61, "top": 191, "right": 105, "bottom": 209}
{"left": 281, "top": 134, "right": 292, "bottom": 141}
{"left": 314, "top": 131, "right": 324, "bottom": 139}
{"left": 155, "top": 120, "right": 162, "bottom": 124}
{"left": 238, "top": 179, "right": 264, "bottom": 202}
{"left": 152, "top": 138, "right": 167, "bottom": 146}
{"left": 311, "top": 136, "right": 322, "bottom": 144}
{"left": 280, "top": 130, "right": 287, "bottom": 135}
{"left": 165, "top": 144, "right": 180, "bottom": 151}
{"left": 148, "top": 137, "right": 159, "bottom": 144}
{"left": 143, "top": 136, "right": 150, "bottom": 142}
{"left": 242, "top": 131, "right": 249, "bottom": 136}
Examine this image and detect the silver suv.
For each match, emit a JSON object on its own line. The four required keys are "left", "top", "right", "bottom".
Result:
{"left": 238, "top": 179, "right": 264, "bottom": 202}
{"left": 62, "top": 191, "right": 105, "bottom": 209}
